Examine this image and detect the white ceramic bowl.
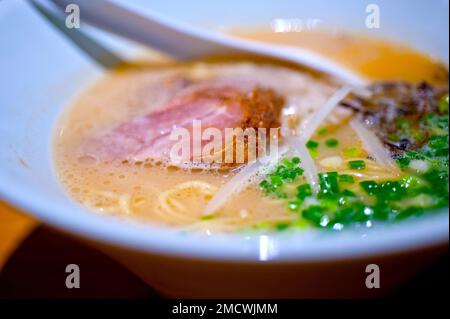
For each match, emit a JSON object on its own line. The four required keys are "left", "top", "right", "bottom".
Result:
{"left": 0, "top": 0, "right": 448, "bottom": 297}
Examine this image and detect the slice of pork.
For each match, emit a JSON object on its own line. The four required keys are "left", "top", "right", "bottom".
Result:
{"left": 85, "top": 79, "right": 284, "bottom": 169}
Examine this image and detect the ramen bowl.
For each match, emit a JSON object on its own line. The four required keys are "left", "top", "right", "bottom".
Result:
{"left": 0, "top": 0, "right": 448, "bottom": 298}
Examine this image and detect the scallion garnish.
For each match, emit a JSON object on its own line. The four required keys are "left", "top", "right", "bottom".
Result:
{"left": 317, "top": 127, "right": 328, "bottom": 136}
{"left": 325, "top": 138, "right": 339, "bottom": 147}
{"left": 306, "top": 140, "right": 319, "bottom": 149}
{"left": 348, "top": 160, "right": 366, "bottom": 170}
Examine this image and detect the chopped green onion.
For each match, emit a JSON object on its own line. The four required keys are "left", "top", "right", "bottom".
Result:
{"left": 343, "top": 146, "right": 360, "bottom": 157}
{"left": 270, "top": 175, "right": 283, "bottom": 187}
{"left": 341, "top": 189, "right": 356, "bottom": 197}
{"left": 302, "top": 206, "right": 325, "bottom": 226}
{"left": 360, "top": 180, "right": 378, "bottom": 195}
{"left": 317, "top": 127, "right": 328, "bottom": 136}
{"left": 318, "top": 172, "right": 339, "bottom": 196}
{"left": 258, "top": 114, "right": 449, "bottom": 233}
{"left": 259, "top": 157, "right": 305, "bottom": 197}
{"left": 306, "top": 140, "right": 319, "bottom": 149}
{"left": 308, "top": 148, "right": 319, "bottom": 159}
{"left": 296, "top": 184, "right": 312, "bottom": 199}
{"left": 348, "top": 160, "right": 366, "bottom": 170}
{"left": 338, "top": 174, "right": 354, "bottom": 184}
{"left": 438, "top": 94, "right": 449, "bottom": 113}
{"left": 276, "top": 223, "right": 290, "bottom": 231}
{"left": 325, "top": 138, "right": 339, "bottom": 147}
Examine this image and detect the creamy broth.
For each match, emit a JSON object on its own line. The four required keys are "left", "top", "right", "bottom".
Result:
{"left": 232, "top": 29, "right": 448, "bottom": 84}
{"left": 54, "top": 30, "right": 448, "bottom": 233}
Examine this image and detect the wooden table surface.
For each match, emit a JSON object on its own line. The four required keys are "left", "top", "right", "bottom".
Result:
{"left": 0, "top": 201, "right": 38, "bottom": 270}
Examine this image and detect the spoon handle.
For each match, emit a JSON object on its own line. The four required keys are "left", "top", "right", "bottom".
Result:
{"left": 50, "top": 0, "right": 235, "bottom": 58}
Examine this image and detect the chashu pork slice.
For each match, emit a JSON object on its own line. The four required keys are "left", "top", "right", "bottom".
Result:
{"left": 85, "top": 80, "right": 285, "bottom": 169}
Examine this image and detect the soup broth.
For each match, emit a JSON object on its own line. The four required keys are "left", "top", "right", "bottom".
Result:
{"left": 53, "top": 30, "right": 449, "bottom": 233}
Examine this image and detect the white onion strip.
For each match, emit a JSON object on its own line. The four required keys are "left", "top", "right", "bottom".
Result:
{"left": 296, "top": 142, "right": 320, "bottom": 193}
{"left": 349, "top": 118, "right": 400, "bottom": 175}
{"left": 298, "top": 85, "right": 353, "bottom": 142}
{"left": 291, "top": 85, "right": 353, "bottom": 193}
{"left": 202, "top": 146, "right": 288, "bottom": 216}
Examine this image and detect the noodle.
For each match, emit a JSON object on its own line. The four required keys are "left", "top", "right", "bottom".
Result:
{"left": 80, "top": 189, "right": 133, "bottom": 215}
{"left": 155, "top": 181, "right": 218, "bottom": 224}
